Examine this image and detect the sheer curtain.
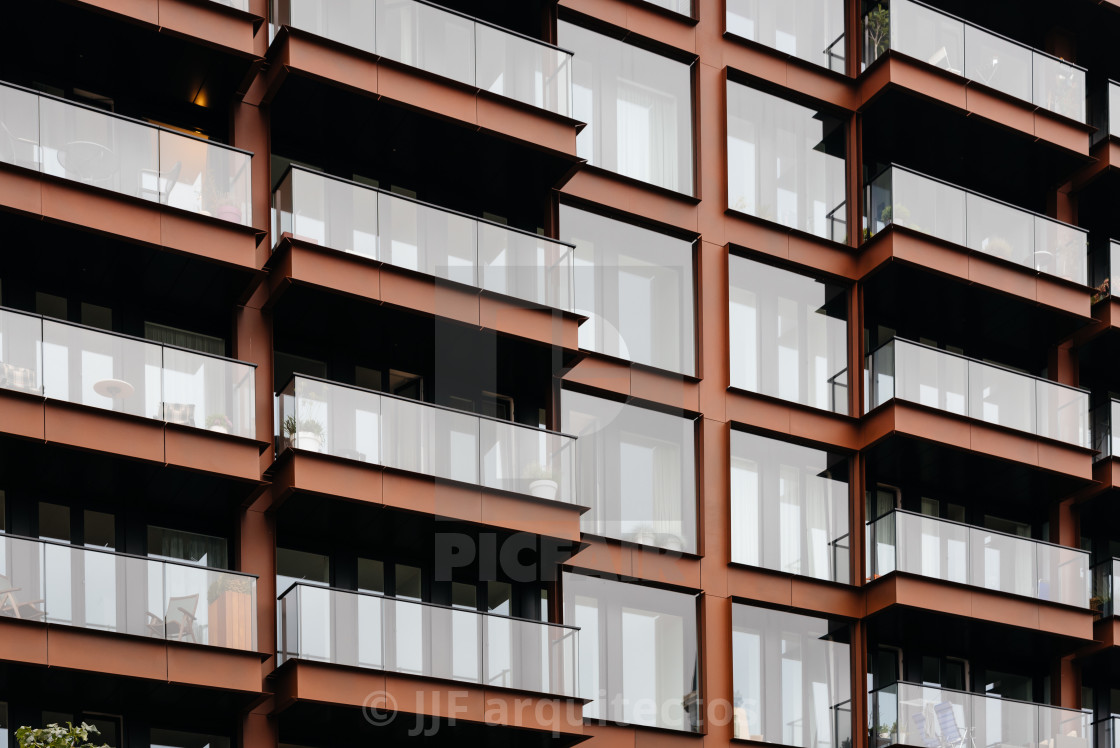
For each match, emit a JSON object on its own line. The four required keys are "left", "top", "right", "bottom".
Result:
{"left": 730, "top": 457, "right": 760, "bottom": 565}
{"left": 653, "top": 442, "right": 683, "bottom": 543}
{"left": 617, "top": 80, "right": 678, "bottom": 190}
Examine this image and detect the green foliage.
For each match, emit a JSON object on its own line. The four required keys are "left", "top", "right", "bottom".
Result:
{"left": 16, "top": 723, "right": 112, "bottom": 748}
{"left": 866, "top": 4, "right": 891, "bottom": 59}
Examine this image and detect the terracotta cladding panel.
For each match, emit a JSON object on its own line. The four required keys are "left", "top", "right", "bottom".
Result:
{"left": 44, "top": 404, "right": 166, "bottom": 463}
{"left": 290, "top": 453, "right": 386, "bottom": 505}
{"left": 76, "top": 0, "right": 159, "bottom": 25}
{"left": 286, "top": 36, "right": 380, "bottom": 95}
{"left": 478, "top": 491, "right": 584, "bottom": 543}
{"left": 562, "top": 357, "right": 632, "bottom": 397}
{"left": 478, "top": 297, "right": 579, "bottom": 350}
{"left": 0, "top": 393, "right": 45, "bottom": 440}
{"left": 166, "top": 643, "right": 263, "bottom": 692}
{"left": 156, "top": 0, "right": 257, "bottom": 54}
{"left": 0, "top": 620, "right": 48, "bottom": 666}
{"left": 41, "top": 181, "right": 162, "bottom": 245}
{"left": 0, "top": 166, "right": 44, "bottom": 215}
{"left": 48, "top": 627, "right": 168, "bottom": 680}
{"left": 380, "top": 271, "right": 480, "bottom": 326}
{"left": 164, "top": 427, "right": 261, "bottom": 481}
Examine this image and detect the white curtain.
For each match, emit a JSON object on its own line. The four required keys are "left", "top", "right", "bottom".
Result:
{"left": 617, "top": 80, "right": 678, "bottom": 190}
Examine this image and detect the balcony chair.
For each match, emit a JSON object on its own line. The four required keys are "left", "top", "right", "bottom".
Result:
{"left": 161, "top": 402, "right": 196, "bottom": 427}
{"left": 927, "top": 46, "right": 963, "bottom": 76}
{"left": 147, "top": 593, "right": 198, "bottom": 642}
{"left": 911, "top": 712, "right": 941, "bottom": 748}
{"left": 0, "top": 575, "right": 46, "bottom": 620}
{"left": 934, "top": 700, "right": 974, "bottom": 748}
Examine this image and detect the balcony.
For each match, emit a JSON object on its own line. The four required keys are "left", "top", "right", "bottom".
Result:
{"left": 0, "top": 532, "right": 257, "bottom": 651}
{"left": 865, "top": 165, "right": 1088, "bottom": 285}
{"left": 0, "top": 81, "right": 252, "bottom": 226}
{"left": 867, "top": 509, "right": 1090, "bottom": 607}
{"left": 0, "top": 306, "right": 256, "bottom": 438}
{"left": 1091, "top": 401, "right": 1120, "bottom": 461}
{"left": 270, "top": 0, "right": 573, "bottom": 117}
{"left": 871, "top": 682, "right": 1091, "bottom": 748}
{"left": 863, "top": 0, "right": 1087, "bottom": 122}
{"left": 273, "top": 166, "right": 574, "bottom": 311}
{"left": 1092, "top": 559, "right": 1120, "bottom": 616}
{"left": 278, "top": 583, "right": 578, "bottom": 697}
{"left": 865, "top": 338, "right": 1090, "bottom": 448}
{"left": 278, "top": 375, "right": 578, "bottom": 505}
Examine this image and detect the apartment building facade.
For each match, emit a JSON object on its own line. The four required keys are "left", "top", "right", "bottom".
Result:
{"left": 0, "top": 0, "right": 1118, "bottom": 747}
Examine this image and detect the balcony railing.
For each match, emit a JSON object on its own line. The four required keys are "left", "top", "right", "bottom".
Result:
{"left": 278, "top": 375, "right": 579, "bottom": 505}
{"left": 270, "top": 0, "right": 573, "bottom": 117}
{"left": 1095, "top": 717, "right": 1120, "bottom": 748}
{"left": 1091, "top": 559, "right": 1120, "bottom": 617}
{"left": 865, "top": 165, "right": 1088, "bottom": 285}
{"left": 863, "top": 0, "right": 1087, "bottom": 122}
{"left": 0, "top": 532, "right": 257, "bottom": 651}
{"left": 867, "top": 509, "right": 1090, "bottom": 607}
{"left": 278, "top": 583, "right": 578, "bottom": 697}
{"left": 871, "top": 682, "right": 1091, "bottom": 748}
{"left": 273, "top": 166, "right": 575, "bottom": 311}
{"left": 0, "top": 81, "right": 252, "bottom": 226}
{"left": 865, "top": 338, "right": 1090, "bottom": 448}
{"left": 0, "top": 306, "right": 256, "bottom": 438}
{"left": 211, "top": 0, "right": 250, "bottom": 10}
{"left": 1090, "top": 400, "right": 1120, "bottom": 462}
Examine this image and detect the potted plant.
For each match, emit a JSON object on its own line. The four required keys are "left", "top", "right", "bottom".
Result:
{"left": 206, "top": 413, "right": 233, "bottom": 434}
{"left": 865, "top": 3, "right": 891, "bottom": 64}
{"left": 16, "top": 723, "right": 111, "bottom": 748}
{"left": 207, "top": 575, "right": 254, "bottom": 650}
{"left": 524, "top": 461, "right": 559, "bottom": 500}
{"left": 283, "top": 414, "right": 325, "bottom": 452}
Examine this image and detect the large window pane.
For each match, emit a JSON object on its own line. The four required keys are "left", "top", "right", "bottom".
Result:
{"left": 732, "top": 604, "right": 851, "bottom": 748}
{"left": 727, "top": 0, "right": 846, "bottom": 73}
{"left": 727, "top": 81, "right": 847, "bottom": 241}
{"left": 560, "top": 204, "right": 695, "bottom": 375}
{"left": 563, "top": 573, "right": 699, "bottom": 732}
{"left": 560, "top": 21, "right": 694, "bottom": 195}
{"left": 561, "top": 390, "right": 697, "bottom": 552}
{"left": 729, "top": 255, "right": 849, "bottom": 413}
{"left": 730, "top": 431, "right": 849, "bottom": 582}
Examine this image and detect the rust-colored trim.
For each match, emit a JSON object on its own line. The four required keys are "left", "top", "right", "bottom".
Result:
{"left": 262, "top": 30, "right": 581, "bottom": 159}
{"left": 864, "top": 573, "right": 1095, "bottom": 643}
{"left": 0, "top": 392, "right": 267, "bottom": 482}
{"left": 0, "top": 617, "right": 264, "bottom": 692}
{"left": 62, "top": 0, "right": 262, "bottom": 57}
{"left": 857, "top": 228, "right": 1094, "bottom": 321}
{"left": 271, "top": 659, "right": 586, "bottom": 735}
{"left": 269, "top": 450, "right": 586, "bottom": 543}
{"left": 0, "top": 163, "right": 265, "bottom": 271}
{"left": 857, "top": 55, "right": 1092, "bottom": 157}
{"left": 268, "top": 238, "right": 583, "bottom": 351}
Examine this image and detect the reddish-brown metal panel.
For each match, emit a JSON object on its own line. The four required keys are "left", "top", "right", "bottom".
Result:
{"left": 0, "top": 166, "right": 44, "bottom": 216}
{"left": 164, "top": 426, "right": 262, "bottom": 481}
{"left": 44, "top": 403, "right": 166, "bottom": 463}
{"left": 48, "top": 627, "right": 168, "bottom": 680}
{"left": 166, "top": 642, "right": 264, "bottom": 692}
{"left": 156, "top": 0, "right": 258, "bottom": 55}
{"left": 41, "top": 180, "right": 162, "bottom": 245}
{"left": 0, "top": 392, "right": 46, "bottom": 441}
{"left": 0, "top": 619, "right": 48, "bottom": 666}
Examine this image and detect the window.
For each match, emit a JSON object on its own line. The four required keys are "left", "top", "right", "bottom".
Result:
{"left": 732, "top": 604, "right": 851, "bottom": 747}
{"left": 729, "top": 255, "right": 849, "bottom": 413}
{"left": 563, "top": 572, "right": 700, "bottom": 731}
{"left": 730, "top": 431, "right": 849, "bottom": 582}
{"left": 727, "top": 80, "right": 847, "bottom": 241}
{"left": 0, "top": 701, "right": 6, "bottom": 748}
{"left": 148, "top": 526, "right": 228, "bottom": 569}
{"left": 642, "top": 0, "right": 691, "bottom": 14}
{"left": 727, "top": 0, "right": 846, "bottom": 73}
{"left": 150, "top": 728, "right": 231, "bottom": 748}
{"left": 560, "top": 21, "right": 694, "bottom": 195}
{"left": 561, "top": 390, "right": 697, "bottom": 552}
{"left": 560, "top": 205, "right": 695, "bottom": 375}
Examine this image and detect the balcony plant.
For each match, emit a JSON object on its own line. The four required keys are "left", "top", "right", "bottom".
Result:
{"left": 283, "top": 414, "right": 324, "bottom": 452}
{"left": 206, "top": 413, "right": 233, "bottom": 434}
{"left": 524, "top": 461, "right": 559, "bottom": 500}
{"left": 203, "top": 190, "right": 243, "bottom": 225}
{"left": 865, "top": 4, "right": 891, "bottom": 62}
{"left": 207, "top": 575, "right": 254, "bottom": 650}
{"left": 16, "top": 723, "right": 111, "bottom": 748}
